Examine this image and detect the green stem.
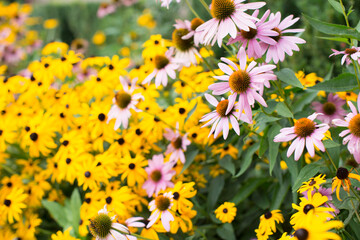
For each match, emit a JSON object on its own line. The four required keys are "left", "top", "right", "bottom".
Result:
{"left": 352, "top": 60, "right": 360, "bottom": 89}
{"left": 350, "top": 186, "right": 360, "bottom": 203}
{"left": 339, "top": 0, "right": 354, "bottom": 46}
{"left": 1, "top": 164, "right": 16, "bottom": 175}
{"left": 143, "top": 111, "right": 186, "bottom": 134}
{"left": 343, "top": 229, "right": 356, "bottom": 240}
{"left": 185, "top": 0, "right": 201, "bottom": 18}
{"left": 111, "top": 227, "right": 154, "bottom": 240}
{"left": 199, "top": 0, "right": 212, "bottom": 16}
{"left": 202, "top": 56, "right": 216, "bottom": 75}
{"left": 348, "top": 195, "right": 360, "bottom": 223}
{"left": 222, "top": 43, "right": 234, "bottom": 57}
{"left": 271, "top": 80, "right": 294, "bottom": 126}
{"left": 325, "top": 149, "right": 337, "bottom": 171}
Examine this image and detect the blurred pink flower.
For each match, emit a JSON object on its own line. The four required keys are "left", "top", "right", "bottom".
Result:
{"left": 311, "top": 93, "right": 346, "bottom": 125}
{"left": 164, "top": 124, "right": 191, "bottom": 164}
{"left": 330, "top": 46, "right": 360, "bottom": 65}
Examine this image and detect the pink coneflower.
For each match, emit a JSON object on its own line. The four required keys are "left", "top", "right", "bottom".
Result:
{"left": 125, "top": 217, "right": 146, "bottom": 228}
{"left": 142, "top": 154, "right": 176, "bottom": 197}
{"left": 156, "top": 0, "right": 181, "bottom": 9}
{"left": 147, "top": 191, "right": 174, "bottom": 232}
{"left": 208, "top": 47, "right": 276, "bottom": 122}
{"left": 172, "top": 19, "right": 201, "bottom": 66}
{"left": 107, "top": 77, "right": 144, "bottom": 130}
{"left": 330, "top": 46, "right": 360, "bottom": 65}
{"left": 142, "top": 49, "right": 178, "bottom": 87}
{"left": 196, "top": 0, "right": 265, "bottom": 47}
{"left": 182, "top": 18, "right": 205, "bottom": 47}
{"left": 274, "top": 113, "right": 330, "bottom": 161}
{"left": 200, "top": 93, "right": 247, "bottom": 139}
{"left": 97, "top": 3, "right": 117, "bottom": 18}
{"left": 228, "top": 10, "right": 279, "bottom": 59}
{"left": 333, "top": 95, "right": 360, "bottom": 163}
{"left": 311, "top": 93, "right": 346, "bottom": 125}
{"left": 164, "top": 124, "right": 191, "bottom": 164}
{"left": 263, "top": 12, "right": 306, "bottom": 64}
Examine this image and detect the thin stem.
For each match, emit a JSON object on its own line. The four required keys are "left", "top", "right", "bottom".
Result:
{"left": 185, "top": 0, "right": 200, "bottom": 19}
{"left": 111, "top": 227, "right": 154, "bottom": 240}
{"left": 347, "top": 194, "right": 360, "bottom": 222}
{"left": 339, "top": 0, "right": 354, "bottom": 46}
{"left": 222, "top": 43, "right": 235, "bottom": 57}
{"left": 343, "top": 229, "right": 356, "bottom": 240}
{"left": 1, "top": 164, "right": 16, "bottom": 175}
{"left": 143, "top": 111, "right": 186, "bottom": 134}
{"left": 325, "top": 149, "right": 337, "bottom": 171}
{"left": 271, "top": 80, "right": 294, "bottom": 126}
{"left": 350, "top": 186, "right": 360, "bottom": 203}
{"left": 202, "top": 56, "right": 216, "bottom": 74}
{"left": 199, "top": 0, "right": 212, "bottom": 16}
{"left": 352, "top": 60, "right": 360, "bottom": 89}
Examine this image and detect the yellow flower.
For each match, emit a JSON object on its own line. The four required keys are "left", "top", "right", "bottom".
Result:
{"left": 258, "top": 210, "right": 284, "bottom": 235}
{"left": 118, "top": 154, "right": 148, "bottom": 187}
{"left": 137, "top": 10, "right": 156, "bottom": 29}
{"left": 43, "top": 18, "right": 58, "bottom": 29}
{"left": 51, "top": 227, "right": 79, "bottom": 240}
{"left": 42, "top": 41, "right": 69, "bottom": 55}
{"left": 119, "top": 46, "right": 131, "bottom": 57}
{"left": 292, "top": 218, "right": 343, "bottom": 240}
{"left": 214, "top": 202, "right": 237, "bottom": 223}
{"left": 0, "top": 188, "right": 27, "bottom": 223}
{"left": 298, "top": 174, "right": 326, "bottom": 194}
{"left": 337, "top": 91, "right": 358, "bottom": 102}
{"left": 332, "top": 167, "right": 360, "bottom": 201}
{"left": 92, "top": 31, "right": 106, "bottom": 45}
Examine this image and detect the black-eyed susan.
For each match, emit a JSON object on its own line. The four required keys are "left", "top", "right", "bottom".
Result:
{"left": 290, "top": 192, "right": 334, "bottom": 228}
{"left": 142, "top": 34, "right": 171, "bottom": 60}
{"left": 258, "top": 209, "right": 284, "bottom": 235}
{"left": 0, "top": 187, "right": 27, "bottom": 223}
{"left": 298, "top": 174, "right": 326, "bottom": 194}
{"left": 118, "top": 154, "right": 147, "bottom": 187}
{"left": 77, "top": 155, "right": 107, "bottom": 190}
{"left": 212, "top": 143, "right": 238, "bottom": 159}
{"left": 51, "top": 227, "right": 79, "bottom": 240}
{"left": 292, "top": 218, "right": 343, "bottom": 240}
{"left": 332, "top": 167, "right": 360, "bottom": 201}
{"left": 170, "top": 181, "right": 197, "bottom": 214}
{"left": 170, "top": 207, "right": 196, "bottom": 234}
{"left": 214, "top": 202, "right": 237, "bottom": 223}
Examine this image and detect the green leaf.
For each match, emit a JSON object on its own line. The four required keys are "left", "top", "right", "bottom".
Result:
{"left": 231, "top": 178, "right": 268, "bottom": 205}
{"left": 271, "top": 181, "right": 290, "bottom": 210}
{"left": 328, "top": 0, "right": 343, "bottom": 13}
{"left": 282, "top": 152, "right": 298, "bottom": 183}
{"left": 259, "top": 127, "right": 269, "bottom": 157}
{"left": 207, "top": 176, "right": 225, "bottom": 209}
{"left": 70, "top": 189, "right": 81, "bottom": 236}
{"left": 276, "top": 102, "right": 293, "bottom": 118}
{"left": 42, "top": 200, "right": 68, "bottom": 228}
{"left": 293, "top": 92, "right": 318, "bottom": 113}
{"left": 268, "top": 125, "right": 282, "bottom": 175}
{"left": 317, "top": 36, "right": 349, "bottom": 43}
{"left": 234, "top": 143, "right": 259, "bottom": 177}
{"left": 304, "top": 14, "right": 360, "bottom": 40}
{"left": 219, "top": 156, "right": 235, "bottom": 175}
{"left": 216, "top": 223, "right": 236, "bottom": 240}
{"left": 323, "top": 139, "right": 341, "bottom": 148}
{"left": 324, "top": 64, "right": 334, "bottom": 81}
{"left": 180, "top": 146, "right": 199, "bottom": 174}
{"left": 275, "top": 68, "right": 303, "bottom": 88}
{"left": 185, "top": 102, "right": 198, "bottom": 123}
{"left": 308, "top": 73, "right": 357, "bottom": 92}
{"left": 292, "top": 163, "right": 321, "bottom": 192}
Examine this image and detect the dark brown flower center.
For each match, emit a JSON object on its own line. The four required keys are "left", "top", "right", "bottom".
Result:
{"left": 271, "top": 27, "right": 282, "bottom": 42}
{"left": 229, "top": 70, "right": 251, "bottom": 94}
{"left": 264, "top": 211, "right": 272, "bottom": 219}
{"left": 322, "top": 102, "right": 336, "bottom": 115}
{"left": 309, "top": 180, "right": 316, "bottom": 186}
{"left": 211, "top": 0, "right": 236, "bottom": 20}
{"left": 191, "top": 18, "right": 204, "bottom": 30}
{"left": 349, "top": 114, "right": 360, "bottom": 137}
{"left": 223, "top": 208, "right": 228, "bottom": 213}
{"left": 115, "top": 91, "right": 132, "bottom": 109}
{"left": 155, "top": 195, "right": 171, "bottom": 211}
{"left": 154, "top": 55, "right": 169, "bottom": 69}
{"left": 336, "top": 167, "right": 349, "bottom": 180}
{"left": 216, "top": 100, "right": 230, "bottom": 117}
{"left": 303, "top": 204, "right": 314, "bottom": 214}
{"left": 294, "top": 118, "right": 316, "bottom": 138}
{"left": 172, "top": 28, "right": 193, "bottom": 51}
{"left": 294, "top": 228, "right": 309, "bottom": 240}
{"left": 240, "top": 28, "right": 258, "bottom": 40}
{"left": 345, "top": 48, "right": 357, "bottom": 55}
{"left": 172, "top": 137, "right": 182, "bottom": 149}
{"left": 150, "top": 170, "right": 162, "bottom": 182}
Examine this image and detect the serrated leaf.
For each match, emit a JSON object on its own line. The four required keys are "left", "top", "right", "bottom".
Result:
{"left": 276, "top": 102, "right": 294, "bottom": 118}
{"left": 219, "top": 156, "right": 235, "bottom": 175}
{"left": 268, "top": 125, "right": 282, "bottom": 175}
{"left": 234, "top": 143, "right": 259, "bottom": 177}
{"left": 308, "top": 73, "right": 357, "bottom": 92}
{"left": 292, "top": 163, "right": 321, "bottom": 192}
{"left": 180, "top": 146, "right": 199, "bottom": 174}
{"left": 231, "top": 178, "right": 267, "bottom": 205}
{"left": 275, "top": 68, "right": 303, "bottom": 88}
{"left": 207, "top": 176, "right": 225, "bottom": 209}
{"left": 216, "top": 223, "right": 236, "bottom": 240}
{"left": 328, "top": 0, "right": 343, "bottom": 13}
{"left": 304, "top": 14, "right": 360, "bottom": 40}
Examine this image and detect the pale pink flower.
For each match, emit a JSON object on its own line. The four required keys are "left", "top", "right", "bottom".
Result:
{"left": 228, "top": 10, "right": 279, "bottom": 59}
{"left": 311, "top": 93, "right": 346, "bottom": 126}
{"left": 97, "top": 3, "right": 117, "bottom": 18}
{"left": 333, "top": 94, "right": 360, "bottom": 163}
{"left": 92, "top": 205, "right": 136, "bottom": 240}
{"left": 147, "top": 191, "right": 175, "bottom": 232}
{"left": 142, "top": 49, "right": 178, "bottom": 87}
{"left": 125, "top": 217, "right": 146, "bottom": 228}
{"left": 330, "top": 46, "right": 360, "bottom": 65}
{"left": 164, "top": 124, "right": 191, "bottom": 164}
{"left": 200, "top": 94, "right": 248, "bottom": 139}
{"left": 263, "top": 12, "right": 306, "bottom": 63}
{"left": 196, "top": 0, "right": 266, "bottom": 47}
{"left": 274, "top": 113, "right": 330, "bottom": 161}
{"left": 208, "top": 47, "right": 276, "bottom": 122}
{"left": 182, "top": 18, "right": 205, "bottom": 47}
{"left": 156, "top": 0, "right": 181, "bottom": 9}
{"left": 107, "top": 77, "right": 144, "bottom": 130}
{"left": 142, "top": 154, "right": 176, "bottom": 197}
{"left": 172, "top": 19, "right": 201, "bottom": 67}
